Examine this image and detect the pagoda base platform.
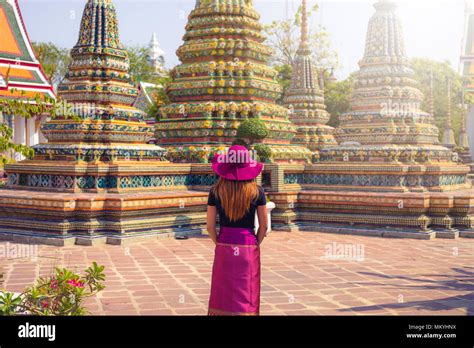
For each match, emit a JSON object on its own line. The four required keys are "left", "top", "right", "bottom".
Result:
{"left": 5, "top": 161, "right": 217, "bottom": 193}
{"left": 1, "top": 163, "right": 474, "bottom": 246}
{"left": 0, "top": 189, "right": 208, "bottom": 246}
{"left": 282, "top": 162, "right": 471, "bottom": 193}
{"left": 268, "top": 189, "right": 474, "bottom": 240}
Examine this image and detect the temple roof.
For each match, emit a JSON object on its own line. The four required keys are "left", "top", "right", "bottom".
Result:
{"left": 133, "top": 81, "right": 162, "bottom": 114}
{"left": 0, "top": 0, "right": 55, "bottom": 100}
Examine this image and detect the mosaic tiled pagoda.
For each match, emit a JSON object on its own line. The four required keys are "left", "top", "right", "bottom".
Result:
{"left": 314, "top": 0, "right": 470, "bottom": 192}
{"left": 156, "top": 0, "right": 312, "bottom": 163}
{"left": 6, "top": 0, "right": 168, "bottom": 193}
{"left": 269, "top": 0, "right": 474, "bottom": 239}
{"left": 0, "top": 0, "right": 214, "bottom": 245}
{"left": 283, "top": 0, "right": 337, "bottom": 153}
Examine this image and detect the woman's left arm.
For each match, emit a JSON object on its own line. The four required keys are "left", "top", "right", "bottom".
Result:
{"left": 207, "top": 205, "right": 218, "bottom": 245}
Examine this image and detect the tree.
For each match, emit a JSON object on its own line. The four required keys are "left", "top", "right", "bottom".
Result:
{"left": 274, "top": 64, "right": 293, "bottom": 104}
{"left": 127, "top": 45, "right": 160, "bottom": 84}
{"left": 0, "top": 91, "right": 76, "bottom": 167}
{"left": 236, "top": 118, "right": 270, "bottom": 145}
{"left": 148, "top": 76, "right": 171, "bottom": 120}
{"left": 126, "top": 45, "right": 171, "bottom": 119}
{"left": 411, "top": 58, "right": 467, "bottom": 142}
{"left": 265, "top": 2, "right": 339, "bottom": 105}
{"left": 236, "top": 119, "right": 272, "bottom": 162}
{"left": 324, "top": 73, "right": 354, "bottom": 128}
{"left": 264, "top": 2, "right": 339, "bottom": 71}
{"left": 32, "top": 42, "right": 70, "bottom": 87}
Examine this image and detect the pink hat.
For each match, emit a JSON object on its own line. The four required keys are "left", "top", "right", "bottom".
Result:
{"left": 211, "top": 145, "right": 264, "bottom": 181}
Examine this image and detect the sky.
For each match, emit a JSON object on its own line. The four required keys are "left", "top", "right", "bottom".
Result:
{"left": 18, "top": 0, "right": 469, "bottom": 79}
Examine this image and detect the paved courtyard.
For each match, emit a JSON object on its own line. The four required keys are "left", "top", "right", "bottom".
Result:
{"left": 1, "top": 232, "right": 473, "bottom": 316}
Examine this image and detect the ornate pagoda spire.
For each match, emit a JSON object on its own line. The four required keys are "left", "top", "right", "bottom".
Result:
{"left": 429, "top": 70, "right": 435, "bottom": 116}
{"left": 148, "top": 33, "right": 166, "bottom": 76}
{"left": 283, "top": 0, "right": 337, "bottom": 153}
{"left": 76, "top": 0, "right": 122, "bottom": 49}
{"left": 157, "top": 0, "right": 311, "bottom": 163}
{"left": 443, "top": 78, "right": 456, "bottom": 148}
{"left": 58, "top": 0, "right": 135, "bottom": 107}
{"left": 334, "top": 0, "right": 441, "bottom": 149}
{"left": 27, "top": 0, "right": 166, "bottom": 183}
{"left": 299, "top": 0, "right": 310, "bottom": 53}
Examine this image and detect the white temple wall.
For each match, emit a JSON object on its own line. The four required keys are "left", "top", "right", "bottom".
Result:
{"left": 26, "top": 117, "right": 38, "bottom": 146}
{"left": 11, "top": 115, "right": 44, "bottom": 161}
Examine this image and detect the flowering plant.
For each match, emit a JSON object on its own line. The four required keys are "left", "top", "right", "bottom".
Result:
{"left": 0, "top": 262, "right": 105, "bottom": 316}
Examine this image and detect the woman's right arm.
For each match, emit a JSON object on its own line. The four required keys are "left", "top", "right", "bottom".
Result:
{"left": 207, "top": 205, "right": 218, "bottom": 245}
{"left": 256, "top": 205, "right": 268, "bottom": 245}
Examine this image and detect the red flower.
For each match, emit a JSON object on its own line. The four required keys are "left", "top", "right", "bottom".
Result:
{"left": 67, "top": 279, "right": 84, "bottom": 288}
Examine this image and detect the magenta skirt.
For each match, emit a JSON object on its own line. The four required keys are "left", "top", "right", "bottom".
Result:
{"left": 208, "top": 226, "right": 261, "bottom": 316}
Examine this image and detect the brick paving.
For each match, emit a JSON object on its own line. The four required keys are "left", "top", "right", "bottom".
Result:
{"left": 0, "top": 232, "right": 473, "bottom": 315}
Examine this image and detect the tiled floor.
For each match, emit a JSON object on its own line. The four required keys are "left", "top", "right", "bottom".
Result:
{"left": 1, "top": 232, "right": 473, "bottom": 315}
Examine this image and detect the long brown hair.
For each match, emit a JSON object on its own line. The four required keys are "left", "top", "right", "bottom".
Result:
{"left": 212, "top": 177, "right": 259, "bottom": 222}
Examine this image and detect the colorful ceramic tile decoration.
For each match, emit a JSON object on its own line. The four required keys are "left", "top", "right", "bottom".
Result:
{"left": 0, "top": 0, "right": 218, "bottom": 245}
{"left": 5, "top": 0, "right": 170, "bottom": 193}
{"left": 283, "top": 0, "right": 337, "bottom": 154}
{"left": 311, "top": 0, "right": 471, "bottom": 192}
{"left": 0, "top": 0, "right": 55, "bottom": 100}
{"left": 156, "top": 0, "right": 312, "bottom": 163}
{"left": 267, "top": 0, "right": 474, "bottom": 239}
{"left": 1, "top": 0, "right": 474, "bottom": 246}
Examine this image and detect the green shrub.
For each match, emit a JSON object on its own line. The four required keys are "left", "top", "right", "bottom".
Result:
{"left": 232, "top": 138, "right": 250, "bottom": 149}
{"left": 236, "top": 118, "right": 269, "bottom": 144}
{"left": 0, "top": 262, "right": 105, "bottom": 316}
{"left": 254, "top": 143, "right": 273, "bottom": 163}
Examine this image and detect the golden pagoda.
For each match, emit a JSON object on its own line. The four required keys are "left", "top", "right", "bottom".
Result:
{"left": 156, "top": 0, "right": 312, "bottom": 163}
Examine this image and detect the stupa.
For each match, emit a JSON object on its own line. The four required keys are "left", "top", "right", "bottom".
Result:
{"left": 147, "top": 33, "right": 166, "bottom": 77}
{"left": 0, "top": 0, "right": 214, "bottom": 245}
{"left": 6, "top": 0, "right": 167, "bottom": 191}
{"left": 269, "top": 0, "right": 474, "bottom": 239}
{"left": 283, "top": 0, "right": 337, "bottom": 153}
{"left": 316, "top": 0, "right": 469, "bottom": 192}
{"left": 156, "top": 0, "right": 312, "bottom": 163}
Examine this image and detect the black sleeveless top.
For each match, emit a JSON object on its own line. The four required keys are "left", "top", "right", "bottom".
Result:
{"left": 207, "top": 186, "right": 267, "bottom": 230}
